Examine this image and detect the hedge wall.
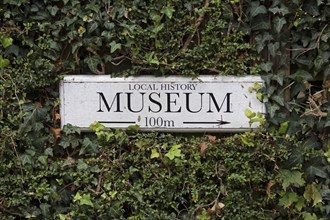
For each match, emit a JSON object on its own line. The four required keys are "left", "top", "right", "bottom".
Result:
{"left": 0, "top": 0, "right": 329, "bottom": 219}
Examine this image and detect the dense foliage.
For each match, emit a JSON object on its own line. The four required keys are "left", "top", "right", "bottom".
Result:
{"left": 0, "top": 0, "right": 329, "bottom": 219}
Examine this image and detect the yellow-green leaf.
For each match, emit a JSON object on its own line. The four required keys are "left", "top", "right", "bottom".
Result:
{"left": 151, "top": 148, "right": 160, "bottom": 159}
{"left": 304, "top": 183, "right": 322, "bottom": 207}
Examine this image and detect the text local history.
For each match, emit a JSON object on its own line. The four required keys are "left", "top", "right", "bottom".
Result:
{"left": 97, "top": 83, "right": 233, "bottom": 114}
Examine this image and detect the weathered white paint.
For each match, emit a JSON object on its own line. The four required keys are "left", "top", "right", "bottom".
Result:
{"left": 60, "top": 75, "right": 264, "bottom": 132}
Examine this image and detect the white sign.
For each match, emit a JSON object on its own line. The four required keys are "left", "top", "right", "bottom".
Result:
{"left": 60, "top": 75, "right": 264, "bottom": 132}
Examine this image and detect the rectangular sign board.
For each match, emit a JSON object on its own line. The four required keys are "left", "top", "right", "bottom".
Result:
{"left": 60, "top": 75, "right": 264, "bottom": 132}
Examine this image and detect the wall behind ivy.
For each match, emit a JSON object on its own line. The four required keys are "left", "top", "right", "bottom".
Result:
{"left": 0, "top": 0, "right": 330, "bottom": 219}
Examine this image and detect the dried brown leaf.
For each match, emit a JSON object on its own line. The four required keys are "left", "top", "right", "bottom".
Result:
{"left": 199, "top": 143, "right": 208, "bottom": 157}
{"left": 54, "top": 113, "right": 61, "bottom": 121}
{"left": 208, "top": 135, "right": 217, "bottom": 145}
{"left": 51, "top": 127, "right": 61, "bottom": 142}
{"left": 266, "top": 180, "right": 274, "bottom": 196}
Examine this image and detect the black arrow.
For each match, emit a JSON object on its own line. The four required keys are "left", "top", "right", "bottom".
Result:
{"left": 183, "top": 120, "right": 230, "bottom": 125}
{"left": 98, "top": 121, "right": 135, "bottom": 124}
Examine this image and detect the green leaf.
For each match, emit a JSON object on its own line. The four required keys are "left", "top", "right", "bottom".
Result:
{"left": 269, "top": 6, "right": 290, "bottom": 15}
{"left": 161, "top": 5, "right": 175, "bottom": 19}
{"left": 165, "top": 144, "right": 182, "bottom": 160}
{"left": 71, "top": 41, "right": 83, "bottom": 53}
{"left": 303, "top": 0, "right": 320, "bottom": 16}
{"left": 273, "top": 95, "right": 285, "bottom": 106}
{"left": 151, "top": 149, "right": 160, "bottom": 159}
{"left": 256, "top": 92, "right": 263, "bottom": 101}
{"left": 284, "top": 149, "right": 304, "bottom": 168}
{"left": 1, "top": 36, "right": 13, "bottom": 48}
{"left": 89, "top": 121, "right": 105, "bottom": 132}
{"left": 44, "top": 148, "right": 53, "bottom": 157}
{"left": 250, "top": 2, "right": 267, "bottom": 17}
{"left": 74, "top": 192, "right": 94, "bottom": 208}
{"left": 73, "top": 192, "right": 82, "bottom": 202}
{"left": 110, "top": 41, "right": 122, "bottom": 53}
{"left": 80, "top": 137, "right": 98, "bottom": 155}
{"left": 20, "top": 154, "right": 32, "bottom": 165}
{"left": 268, "top": 42, "right": 279, "bottom": 57}
{"left": 88, "top": 22, "right": 98, "bottom": 33}
{"left": 305, "top": 164, "right": 328, "bottom": 179}
{"left": 278, "top": 121, "right": 288, "bottom": 134}
{"left": 84, "top": 55, "right": 103, "bottom": 74}
{"left": 38, "top": 156, "right": 48, "bottom": 165}
{"left": 47, "top": 5, "right": 59, "bottom": 16}
{"left": 325, "top": 148, "right": 330, "bottom": 163}
{"left": 245, "top": 108, "right": 256, "bottom": 119}
{"left": 302, "top": 212, "right": 318, "bottom": 220}
{"left": 272, "top": 73, "right": 284, "bottom": 86}
{"left": 40, "top": 203, "right": 51, "bottom": 217}
{"left": 79, "top": 194, "right": 94, "bottom": 207}
{"left": 145, "top": 52, "right": 159, "bottom": 65}
{"left": 267, "top": 103, "right": 280, "bottom": 118}
{"left": 273, "top": 17, "right": 287, "bottom": 33}
{"left": 0, "top": 56, "right": 10, "bottom": 67}
{"left": 260, "top": 61, "right": 273, "bottom": 72}
{"left": 252, "top": 19, "right": 271, "bottom": 31}
{"left": 152, "top": 23, "right": 164, "bottom": 34}
{"left": 278, "top": 192, "right": 299, "bottom": 208}
{"left": 278, "top": 170, "right": 305, "bottom": 190}
{"left": 304, "top": 183, "right": 322, "bottom": 206}
{"left": 77, "top": 159, "right": 88, "bottom": 170}
{"left": 290, "top": 70, "right": 313, "bottom": 81}
{"left": 58, "top": 214, "right": 67, "bottom": 220}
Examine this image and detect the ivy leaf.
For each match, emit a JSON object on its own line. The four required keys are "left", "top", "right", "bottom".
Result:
{"left": 1, "top": 36, "right": 13, "bottom": 48}
{"left": 250, "top": 1, "right": 267, "bottom": 17}
{"left": 88, "top": 22, "right": 99, "bottom": 33}
{"left": 278, "top": 170, "right": 305, "bottom": 190}
{"left": 303, "top": 0, "right": 320, "bottom": 16}
{"left": 289, "top": 70, "right": 313, "bottom": 81}
{"left": 302, "top": 212, "right": 318, "bottom": 220}
{"left": 89, "top": 121, "right": 105, "bottom": 132}
{"left": 252, "top": 17, "right": 271, "bottom": 30}
{"left": 273, "top": 17, "right": 287, "bottom": 33}
{"left": 151, "top": 149, "right": 160, "bottom": 159}
{"left": 152, "top": 23, "right": 164, "bottom": 34}
{"left": 20, "top": 154, "right": 33, "bottom": 165}
{"left": 47, "top": 5, "right": 59, "bottom": 16}
{"left": 278, "top": 192, "right": 299, "bottom": 208}
{"left": 269, "top": 5, "right": 290, "bottom": 15}
{"left": 73, "top": 192, "right": 94, "bottom": 207}
{"left": 38, "top": 156, "right": 48, "bottom": 165}
{"left": 267, "top": 103, "right": 280, "bottom": 118}
{"left": 304, "top": 183, "right": 322, "bottom": 206}
{"left": 44, "top": 148, "right": 53, "bottom": 157}
{"left": 71, "top": 41, "right": 83, "bottom": 54}
{"left": 109, "top": 41, "right": 121, "bottom": 54}
{"left": 273, "top": 95, "right": 285, "bottom": 106}
{"left": 323, "top": 152, "right": 330, "bottom": 170}
{"left": 278, "top": 121, "right": 288, "bottom": 134}
{"left": 272, "top": 73, "right": 284, "bottom": 86}
{"left": 40, "top": 203, "right": 51, "bottom": 217}
{"left": 84, "top": 55, "right": 103, "bottom": 74}
{"left": 77, "top": 159, "right": 88, "bottom": 170}
{"left": 165, "top": 144, "right": 182, "bottom": 160}
{"left": 80, "top": 137, "right": 98, "bottom": 155}
{"left": 260, "top": 61, "right": 273, "bottom": 72}
{"left": 245, "top": 108, "right": 256, "bottom": 119}
{"left": 0, "top": 56, "right": 10, "bottom": 67}
{"left": 268, "top": 42, "right": 280, "bottom": 57}
{"left": 161, "top": 5, "right": 175, "bottom": 19}
{"left": 73, "top": 192, "right": 82, "bottom": 202}
{"left": 305, "top": 164, "right": 328, "bottom": 180}
{"left": 145, "top": 52, "right": 159, "bottom": 65}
